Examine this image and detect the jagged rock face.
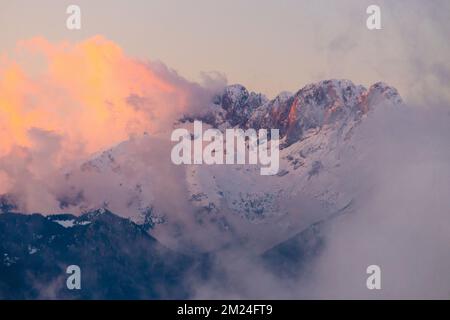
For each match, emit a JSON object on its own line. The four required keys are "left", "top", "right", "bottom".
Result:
{"left": 205, "top": 79, "right": 401, "bottom": 146}
{"left": 284, "top": 80, "right": 368, "bottom": 145}
{"left": 364, "top": 82, "right": 403, "bottom": 107}
{"left": 213, "top": 84, "right": 268, "bottom": 127}
{"left": 247, "top": 92, "right": 294, "bottom": 136}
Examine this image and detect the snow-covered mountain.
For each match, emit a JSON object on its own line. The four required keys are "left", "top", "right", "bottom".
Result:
{"left": 0, "top": 78, "right": 411, "bottom": 299}
{"left": 42, "top": 79, "right": 403, "bottom": 253}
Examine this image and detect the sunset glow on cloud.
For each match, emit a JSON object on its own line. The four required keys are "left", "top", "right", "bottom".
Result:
{"left": 0, "top": 36, "right": 197, "bottom": 159}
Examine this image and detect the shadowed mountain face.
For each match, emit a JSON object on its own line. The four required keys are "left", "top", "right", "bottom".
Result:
{"left": 261, "top": 223, "right": 324, "bottom": 279}
{"left": 0, "top": 209, "right": 325, "bottom": 299}
{"left": 0, "top": 210, "right": 212, "bottom": 299}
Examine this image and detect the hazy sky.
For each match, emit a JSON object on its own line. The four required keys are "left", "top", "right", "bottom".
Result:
{"left": 1, "top": 0, "right": 449, "bottom": 99}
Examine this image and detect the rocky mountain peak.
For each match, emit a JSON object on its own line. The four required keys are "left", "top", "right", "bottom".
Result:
{"left": 212, "top": 84, "right": 268, "bottom": 127}
{"left": 203, "top": 79, "right": 403, "bottom": 146}
{"left": 365, "top": 82, "right": 403, "bottom": 106}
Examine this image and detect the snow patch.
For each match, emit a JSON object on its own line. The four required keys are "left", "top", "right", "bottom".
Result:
{"left": 54, "top": 219, "right": 75, "bottom": 228}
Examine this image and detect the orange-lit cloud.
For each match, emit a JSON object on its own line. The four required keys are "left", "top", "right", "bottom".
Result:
{"left": 0, "top": 36, "right": 225, "bottom": 212}
{"left": 0, "top": 35, "right": 212, "bottom": 159}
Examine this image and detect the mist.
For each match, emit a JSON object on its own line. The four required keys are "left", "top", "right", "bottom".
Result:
{"left": 303, "top": 103, "right": 450, "bottom": 299}
{"left": 182, "top": 102, "right": 450, "bottom": 299}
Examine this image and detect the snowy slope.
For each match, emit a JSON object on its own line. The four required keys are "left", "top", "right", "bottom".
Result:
{"left": 56, "top": 79, "right": 403, "bottom": 253}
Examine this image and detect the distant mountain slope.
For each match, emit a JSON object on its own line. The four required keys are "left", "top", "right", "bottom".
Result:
{"left": 0, "top": 210, "right": 209, "bottom": 299}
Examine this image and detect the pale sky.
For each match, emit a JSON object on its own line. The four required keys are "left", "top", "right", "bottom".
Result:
{"left": 1, "top": 0, "right": 449, "bottom": 101}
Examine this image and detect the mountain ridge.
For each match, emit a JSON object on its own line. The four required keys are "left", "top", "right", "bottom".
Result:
{"left": 190, "top": 79, "right": 402, "bottom": 146}
{"left": 0, "top": 209, "right": 211, "bottom": 299}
